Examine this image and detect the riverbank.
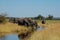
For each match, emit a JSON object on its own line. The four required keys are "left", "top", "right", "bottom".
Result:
{"left": 0, "top": 20, "right": 60, "bottom": 40}
{"left": 27, "top": 20, "right": 60, "bottom": 40}
{"left": 0, "top": 22, "right": 32, "bottom": 37}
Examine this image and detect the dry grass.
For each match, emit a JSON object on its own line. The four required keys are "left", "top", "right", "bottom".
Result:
{"left": 0, "top": 20, "right": 60, "bottom": 40}
{"left": 27, "top": 20, "right": 60, "bottom": 40}
{"left": 0, "top": 22, "right": 30, "bottom": 37}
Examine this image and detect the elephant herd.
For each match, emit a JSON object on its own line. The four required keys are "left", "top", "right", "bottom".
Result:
{"left": 9, "top": 18, "right": 38, "bottom": 31}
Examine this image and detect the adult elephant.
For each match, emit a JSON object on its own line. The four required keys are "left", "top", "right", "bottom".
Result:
{"left": 17, "top": 18, "right": 32, "bottom": 27}
{"left": 29, "top": 20, "right": 38, "bottom": 31}
{"left": 17, "top": 18, "right": 24, "bottom": 25}
{"left": 9, "top": 18, "right": 18, "bottom": 23}
{"left": 23, "top": 18, "right": 38, "bottom": 31}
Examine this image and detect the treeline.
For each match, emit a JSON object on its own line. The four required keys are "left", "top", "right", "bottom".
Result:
{"left": 0, "top": 13, "right": 60, "bottom": 24}
{"left": 31, "top": 14, "right": 60, "bottom": 20}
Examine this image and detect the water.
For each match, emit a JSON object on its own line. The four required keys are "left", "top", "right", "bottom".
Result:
{"left": 0, "top": 34, "right": 19, "bottom": 40}
{"left": 0, "top": 26, "right": 48, "bottom": 40}
{"left": 37, "top": 26, "right": 43, "bottom": 31}
{"left": 37, "top": 26, "right": 48, "bottom": 31}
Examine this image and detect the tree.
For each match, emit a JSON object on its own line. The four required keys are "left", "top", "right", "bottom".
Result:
{"left": 37, "top": 14, "right": 45, "bottom": 20}
{"left": 47, "top": 15, "right": 53, "bottom": 20}
{"left": 0, "top": 13, "right": 7, "bottom": 23}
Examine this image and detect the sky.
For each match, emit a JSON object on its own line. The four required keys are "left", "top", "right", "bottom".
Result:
{"left": 0, "top": 0, "right": 60, "bottom": 17}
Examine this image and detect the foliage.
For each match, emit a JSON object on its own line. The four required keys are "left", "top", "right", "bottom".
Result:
{"left": 32, "top": 14, "right": 45, "bottom": 20}
{"left": 46, "top": 15, "right": 53, "bottom": 20}
{"left": 0, "top": 13, "right": 7, "bottom": 24}
{"left": 37, "top": 15, "right": 44, "bottom": 19}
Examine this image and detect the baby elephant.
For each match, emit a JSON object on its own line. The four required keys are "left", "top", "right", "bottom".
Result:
{"left": 42, "top": 20, "right": 46, "bottom": 24}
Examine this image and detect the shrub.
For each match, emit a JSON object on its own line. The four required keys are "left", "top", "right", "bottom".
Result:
{"left": 0, "top": 13, "right": 7, "bottom": 24}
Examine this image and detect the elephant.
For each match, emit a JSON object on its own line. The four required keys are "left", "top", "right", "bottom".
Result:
{"left": 42, "top": 19, "right": 46, "bottom": 24}
{"left": 9, "top": 18, "right": 16, "bottom": 23}
{"left": 23, "top": 18, "right": 38, "bottom": 31}
{"left": 17, "top": 18, "right": 32, "bottom": 27}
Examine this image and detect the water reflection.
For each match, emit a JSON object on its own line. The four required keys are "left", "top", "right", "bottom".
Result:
{"left": 37, "top": 26, "right": 48, "bottom": 31}
{"left": 37, "top": 26, "right": 43, "bottom": 31}
{"left": 0, "top": 26, "right": 48, "bottom": 40}
{"left": 0, "top": 34, "right": 19, "bottom": 40}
